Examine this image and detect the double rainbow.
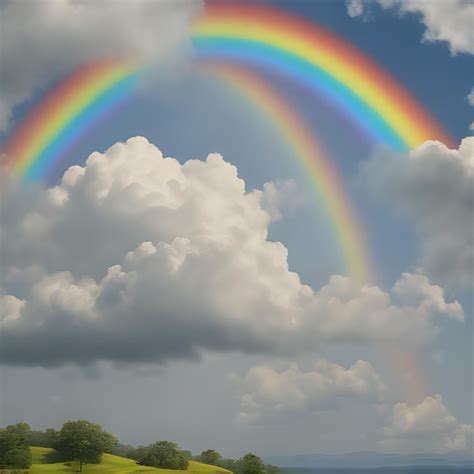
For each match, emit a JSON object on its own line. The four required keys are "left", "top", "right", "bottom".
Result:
{"left": 191, "top": 3, "right": 453, "bottom": 283}
{"left": 192, "top": 5, "right": 448, "bottom": 400}
{"left": 1, "top": 4, "right": 453, "bottom": 286}
{"left": 0, "top": 4, "right": 446, "bottom": 402}
{"left": 205, "top": 62, "right": 373, "bottom": 283}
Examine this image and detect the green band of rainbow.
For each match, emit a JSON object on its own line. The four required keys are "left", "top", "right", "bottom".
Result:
{"left": 192, "top": 4, "right": 454, "bottom": 151}
{"left": 204, "top": 62, "right": 373, "bottom": 283}
{"left": 2, "top": 59, "right": 140, "bottom": 181}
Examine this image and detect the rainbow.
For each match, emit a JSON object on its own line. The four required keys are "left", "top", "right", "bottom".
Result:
{"left": 192, "top": 3, "right": 454, "bottom": 151}
{"left": 204, "top": 62, "right": 373, "bottom": 283}
{"left": 2, "top": 59, "right": 140, "bottom": 181}
{"left": 193, "top": 5, "right": 442, "bottom": 400}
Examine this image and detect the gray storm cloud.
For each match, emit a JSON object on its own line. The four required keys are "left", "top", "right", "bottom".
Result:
{"left": 360, "top": 138, "right": 474, "bottom": 289}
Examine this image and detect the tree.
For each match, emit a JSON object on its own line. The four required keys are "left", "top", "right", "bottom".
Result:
{"left": 136, "top": 440, "right": 188, "bottom": 470}
{"left": 218, "top": 458, "right": 238, "bottom": 472}
{"left": 0, "top": 430, "right": 20, "bottom": 462}
{"left": 199, "top": 449, "right": 222, "bottom": 465}
{"left": 0, "top": 425, "right": 32, "bottom": 470}
{"left": 6, "top": 423, "right": 30, "bottom": 437}
{"left": 237, "top": 453, "right": 266, "bottom": 474}
{"left": 265, "top": 464, "right": 279, "bottom": 474}
{"left": 112, "top": 443, "right": 138, "bottom": 459}
{"left": 56, "top": 420, "right": 117, "bottom": 472}
{"left": 181, "top": 450, "right": 193, "bottom": 460}
{"left": 3, "top": 447, "right": 32, "bottom": 469}
{"left": 28, "top": 427, "right": 60, "bottom": 448}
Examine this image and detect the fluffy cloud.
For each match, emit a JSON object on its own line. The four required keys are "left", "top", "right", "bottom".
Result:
{"left": 467, "top": 87, "right": 474, "bottom": 131}
{"left": 0, "top": 0, "right": 201, "bottom": 130}
{"left": 360, "top": 138, "right": 474, "bottom": 289}
{"left": 234, "top": 359, "right": 387, "bottom": 423}
{"left": 0, "top": 137, "right": 463, "bottom": 366}
{"left": 346, "top": 0, "right": 474, "bottom": 55}
{"left": 382, "top": 395, "right": 473, "bottom": 453}
{"left": 468, "top": 87, "right": 474, "bottom": 107}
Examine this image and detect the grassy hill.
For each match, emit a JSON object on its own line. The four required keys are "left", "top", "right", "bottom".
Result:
{"left": 24, "top": 447, "right": 232, "bottom": 473}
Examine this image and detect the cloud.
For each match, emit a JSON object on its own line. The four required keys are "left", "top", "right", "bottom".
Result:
{"left": 260, "top": 180, "right": 306, "bottom": 222}
{"left": 0, "top": 137, "right": 463, "bottom": 367}
{"left": 467, "top": 87, "right": 474, "bottom": 107}
{"left": 0, "top": 0, "right": 201, "bottom": 130}
{"left": 467, "top": 87, "right": 474, "bottom": 131}
{"left": 381, "top": 395, "right": 473, "bottom": 453}
{"left": 346, "top": 0, "right": 366, "bottom": 18}
{"left": 360, "top": 138, "right": 474, "bottom": 289}
{"left": 233, "top": 359, "right": 387, "bottom": 423}
{"left": 346, "top": 0, "right": 474, "bottom": 55}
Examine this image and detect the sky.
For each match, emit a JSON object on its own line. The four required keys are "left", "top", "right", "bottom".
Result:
{"left": 0, "top": 0, "right": 473, "bottom": 460}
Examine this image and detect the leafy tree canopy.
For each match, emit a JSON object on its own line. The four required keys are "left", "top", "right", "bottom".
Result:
{"left": 3, "top": 447, "right": 32, "bottom": 469}
{"left": 0, "top": 424, "right": 32, "bottom": 469}
{"left": 112, "top": 442, "right": 138, "bottom": 459}
{"left": 136, "top": 440, "right": 188, "bottom": 470}
{"left": 237, "top": 453, "right": 267, "bottom": 474}
{"left": 199, "top": 449, "right": 222, "bottom": 465}
{"left": 56, "top": 420, "right": 117, "bottom": 472}
{"left": 27, "top": 427, "right": 60, "bottom": 448}
{"left": 181, "top": 450, "right": 193, "bottom": 460}
{"left": 265, "top": 464, "right": 279, "bottom": 474}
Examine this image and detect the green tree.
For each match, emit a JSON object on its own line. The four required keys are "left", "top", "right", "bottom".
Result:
{"left": 181, "top": 450, "right": 193, "bottom": 460}
{"left": 56, "top": 420, "right": 117, "bottom": 472}
{"left": 136, "top": 440, "right": 188, "bottom": 470}
{"left": 3, "top": 447, "right": 32, "bottom": 469}
{"left": 112, "top": 443, "right": 137, "bottom": 459}
{"left": 265, "top": 464, "right": 279, "bottom": 474}
{"left": 28, "top": 427, "right": 60, "bottom": 448}
{"left": 0, "top": 426, "right": 31, "bottom": 468}
{"left": 217, "top": 458, "right": 238, "bottom": 472}
{"left": 237, "top": 453, "right": 266, "bottom": 474}
{"left": 6, "top": 423, "right": 31, "bottom": 436}
{"left": 199, "top": 449, "right": 222, "bottom": 465}
{"left": 0, "top": 430, "right": 20, "bottom": 462}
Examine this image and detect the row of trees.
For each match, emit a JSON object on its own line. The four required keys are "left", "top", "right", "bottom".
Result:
{"left": 112, "top": 442, "right": 276, "bottom": 474}
{"left": 0, "top": 421, "right": 116, "bottom": 472}
{"left": 1, "top": 421, "right": 278, "bottom": 474}
{"left": 197, "top": 449, "right": 277, "bottom": 474}
{"left": 0, "top": 423, "right": 33, "bottom": 470}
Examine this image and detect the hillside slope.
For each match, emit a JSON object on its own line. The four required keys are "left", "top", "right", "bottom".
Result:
{"left": 29, "top": 447, "right": 232, "bottom": 473}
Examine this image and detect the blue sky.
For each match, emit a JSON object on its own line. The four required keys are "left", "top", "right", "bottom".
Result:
{"left": 0, "top": 0, "right": 472, "bottom": 459}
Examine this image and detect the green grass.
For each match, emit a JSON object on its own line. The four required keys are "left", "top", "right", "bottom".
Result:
{"left": 13, "top": 447, "right": 232, "bottom": 474}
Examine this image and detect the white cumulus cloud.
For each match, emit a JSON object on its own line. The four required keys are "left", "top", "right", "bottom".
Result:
{"left": 0, "top": 137, "right": 464, "bottom": 367}
{"left": 467, "top": 87, "right": 474, "bottom": 107}
{"left": 382, "top": 395, "right": 473, "bottom": 453}
{"left": 346, "top": 0, "right": 474, "bottom": 55}
{"left": 234, "top": 359, "right": 387, "bottom": 423}
{"left": 467, "top": 87, "right": 474, "bottom": 132}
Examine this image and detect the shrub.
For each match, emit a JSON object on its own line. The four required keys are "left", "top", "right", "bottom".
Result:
{"left": 136, "top": 441, "right": 188, "bottom": 470}
{"left": 4, "top": 447, "right": 32, "bottom": 469}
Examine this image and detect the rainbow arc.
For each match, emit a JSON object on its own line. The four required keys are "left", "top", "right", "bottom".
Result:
{"left": 2, "top": 59, "right": 140, "bottom": 181}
